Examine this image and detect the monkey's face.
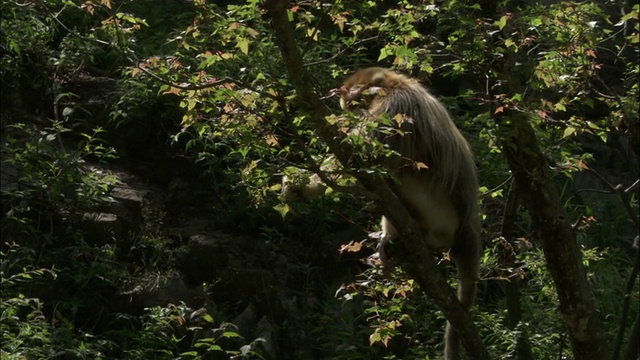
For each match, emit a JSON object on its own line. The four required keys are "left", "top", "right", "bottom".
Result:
{"left": 339, "top": 84, "right": 384, "bottom": 110}
{"left": 339, "top": 67, "right": 390, "bottom": 110}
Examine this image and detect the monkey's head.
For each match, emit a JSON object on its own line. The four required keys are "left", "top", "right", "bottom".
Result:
{"left": 339, "top": 67, "right": 408, "bottom": 110}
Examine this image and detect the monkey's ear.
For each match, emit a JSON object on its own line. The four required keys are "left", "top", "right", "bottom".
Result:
{"left": 371, "top": 70, "right": 387, "bottom": 86}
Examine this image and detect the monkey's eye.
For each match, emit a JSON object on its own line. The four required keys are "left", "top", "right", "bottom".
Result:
{"left": 344, "top": 85, "right": 363, "bottom": 101}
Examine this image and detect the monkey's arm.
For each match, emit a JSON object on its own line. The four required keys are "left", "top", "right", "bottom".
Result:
{"left": 281, "top": 167, "right": 372, "bottom": 200}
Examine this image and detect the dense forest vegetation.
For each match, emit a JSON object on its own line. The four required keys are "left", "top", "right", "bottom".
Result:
{"left": 1, "top": 0, "right": 638, "bottom": 359}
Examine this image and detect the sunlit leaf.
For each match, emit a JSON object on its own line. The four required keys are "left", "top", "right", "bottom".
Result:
{"left": 163, "top": 87, "right": 181, "bottom": 96}
{"left": 562, "top": 126, "right": 576, "bottom": 138}
{"left": 222, "top": 331, "right": 242, "bottom": 338}
{"left": 339, "top": 241, "right": 363, "bottom": 253}
{"left": 504, "top": 38, "right": 516, "bottom": 48}
{"left": 369, "top": 330, "right": 381, "bottom": 346}
{"left": 236, "top": 39, "right": 250, "bottom": 54}
{"left": 496, "top": 15, "right": 508, "bottom": 30}
{"left": 554, "top": 102, "right": 566, "bottom": 112}
{"left": 245, "top": 27, "right": 259, "bottom": 38}
{"left": 273, "top": 203, "right": 290, "bottom": 219}
{"left": 264, "top": 134, "right": 279, "bottom": 146}
{"left": 202, "top": 313, "right": 214, "bottom": 323}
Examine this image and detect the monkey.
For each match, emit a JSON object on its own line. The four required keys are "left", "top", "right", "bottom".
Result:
{"left": 284, "top": 67, "right": 481, "bottom": 359}
{"left": 340, "top": 67, "right": 480, "bottom": 359}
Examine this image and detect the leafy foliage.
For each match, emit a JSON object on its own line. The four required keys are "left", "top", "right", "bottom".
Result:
{"left": 1, "top": 0, "right": 638, "bottom": 358}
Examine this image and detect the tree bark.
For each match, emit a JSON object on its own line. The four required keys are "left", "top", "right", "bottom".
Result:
{"left": 263, "top": 0, "right": 490, "bottom": 358}
{"left": 495, "top": 111, "right": 610, "bottom": 360}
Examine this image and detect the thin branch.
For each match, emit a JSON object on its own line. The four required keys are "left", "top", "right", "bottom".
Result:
{"left": 132, "top": 63, "right": 237, "bottom": 90}
{"left": 575, "top": 188, "right": 616, "bottom": 195}
{"left": 588, "top": 168, "right": 639, "bottom": 229}
{"left": 35, "top": 0, "right": 110, "bottom": 46}
{"left": 304, "top": 36, "right": 380, "bottom": 67}
{"left": 480, "top": 175, "right": 512, "bottom": 198}
{"left": 624, "top": 179, "right": 639, "bottom": 194}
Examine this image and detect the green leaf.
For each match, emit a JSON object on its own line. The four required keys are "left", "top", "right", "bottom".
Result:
{"left": 378, "top": 45, "right": 393, "bottom": 61}
{"left": 504, "top": 38, "right": 516, "bottom": 48}
{"left": 554, "top": 102, "right": 567, "bottom": 112}
{"left": 496, "top": 15, "right": 508, "bottom": 30}
{"left": 306, "top": 27, "right": 319, "bottom": 41}
{"left": 369, "top": 330, "right": 382, "bottom": 346}
{"left": 202, "top": 313, "right": 214, "bottom": 323}
{"left": 180, "top": 351, "right": 199, "bottom": 356}
{"left": 273, "top": 203, "right": 290, "bottom": 219}
{"left": 562, "top": 126, "right": 576, "bottom": 138}
{"left": 187, "top": 98, "right": 197, "bottom": 111}
{"left": 236, "top": 38, "right": 250, "bottom": 54}
{"left": 222, "top": 331, "right": 242, "bottom": 338}
{"left": 530, "top": 17, "right": 543, "bottom": 27}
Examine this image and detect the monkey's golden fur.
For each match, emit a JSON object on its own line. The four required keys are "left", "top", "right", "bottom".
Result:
{"left": 340, "top": 67, "right": 481, "bottom": 360}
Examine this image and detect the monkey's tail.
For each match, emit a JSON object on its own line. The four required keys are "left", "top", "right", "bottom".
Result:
{"left": 451, "top": 218, "right": 481, "bottom": 309}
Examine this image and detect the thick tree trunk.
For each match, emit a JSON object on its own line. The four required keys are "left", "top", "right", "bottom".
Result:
{"left": 263, "top": 0, "right": 490, "bottom": 358}
{"left": 495, "top": 111, "right": 610, "bottom": 360}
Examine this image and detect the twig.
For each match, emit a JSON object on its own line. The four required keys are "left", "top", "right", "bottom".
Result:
{"left": 480, "top": 175, "right": 512, "bottom": 198}
{"left": 304, "top": 36, "right": 380, "bottom": 67}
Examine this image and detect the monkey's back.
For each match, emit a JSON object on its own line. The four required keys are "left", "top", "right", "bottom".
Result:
{"left": 372, "top": 78, "right": 480, "bottom": 234}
